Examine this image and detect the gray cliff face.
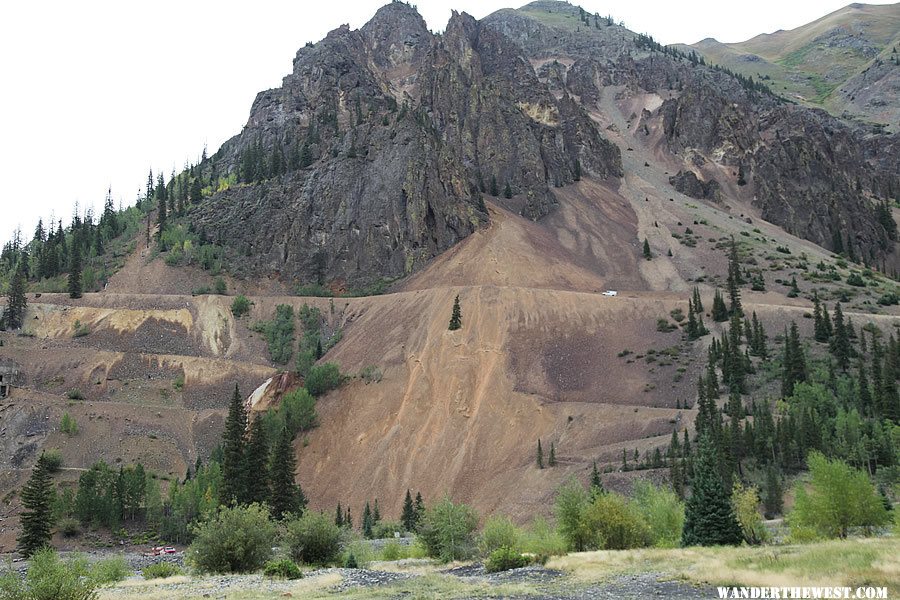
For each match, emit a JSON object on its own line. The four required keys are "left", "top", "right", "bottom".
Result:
{"left": 484, "top": 1, "right": 898, "bottom": 264}
{"left": 190, "top": 2, "right": 622, "bottom": 286}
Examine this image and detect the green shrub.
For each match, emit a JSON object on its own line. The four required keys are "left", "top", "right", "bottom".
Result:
{"left": 520, "top": 517, "right": 567, "bottom": 557}
{"left": 305, "top": 363, "right": 342, "bottom": 396}
{"left": 580, "top": 492, "right": 651, "bottom": 550}
{"left": 0, "top": 548, "right": 98, "bottom": 600}
{"left": 372, "top": 520, "right": 403, "bottom": 539}
{"left": 359, "top": 365, "right": 383, "bottom": 384}
{"left": 89, "top": 556, "right": 130, "bottom": 585}
{"left": 732, "top": 483, "right": 769, "bottom": 545}
{"left": 43, "top": 449, "right": 63, "bottom": 473}
{"left": 141, "top": 562, "right": 183, "bottom": 580}
{"left": 67, "top": 389, "right": 85, "bottom": 401}
{"left": 214, "top": 277, "right": 227, "bottom": 295}
{"left": 484, "top": 546, "right": 529, "bottom": 573}
{"left": 479, "top": 515, "right": 522, "bottom": 556}
{"left": 283, "top": 511, "right": 342, "bottom": 566}
{"left": 343, "top": 553, "right": 358, "bottom": 568}
{"left": 789, "top": 452, "right": 889, "bottom": 539}
{"left": 554, "top": 477, "right": 593, "bottom": 551}
{"left": 187, "top": 503, "right": 275, "bottom": 573}
{"left": 231, "top": 295, "right": 252, "bottom": 317}
{"left": 846, "top": 273, "right": 865, "bottom": 287}
{"left": 632, "top": 481, "right": 684, "bottom": 548}
{"left": 416, "top": 497, "right": 479, "bottom": 562}
{"left": 342, "top": 539, "right": 375, "bottom": 568}
{"left": 72, "top": 320, "right": 90, "bottom": 338}
{"left": 263, "top": 559, "right": 302, "bottom": 580}
{"left": 263, "top": 304, "right": 295, "bottom": 365}
{"left": 60, "top": 412, "right": 79, "bottom": 436}
{"left": 380, "top": 541, "right": 407, "bottom": 561}
{"left": 296, "top": 283, "right": 332, "bottom": 297}
{"left": 59, "top": 516, "right": 80, "bottom": 538}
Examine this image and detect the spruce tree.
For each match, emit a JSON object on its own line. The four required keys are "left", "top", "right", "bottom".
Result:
{"left": 221, "top": 384, "right": 247, "bottom": 505}
{"left": 643, "top": 238, "right": 652, "bottom": 260}
{"left": 373, "top": 498, "right": 381, "bottom": 525}
{"left": 270, "top": 426, "right": 305, "bottom": 519}
{"left": 401, "top": 489, "right": 416, "bottom": 532}
{"left": 781, "top": 323, "right": 807, "bottom": 397}
{"left": 503, "top": 181, "right": 513, "bottom": 199}
{"left": 589, "top": 461, "right": 604, "bottom": 497}
{"left": 762, "top": 466, "right": 783, "bottom": 518}
{"left": 448, "top": 295, "right": 462, "bottom": 331}
{"left": 573, "top": 159, "right": 582, "bottom": 181}
{"left": 490, "top": 175, "right": 499, "bottom": 197}
{"left": 813, "top": 293, "right": 829, "bottom": 342}
{"left": 681, "top": 434, "right": 743, "bottom": 547}
{"left": 726, "top": 237, "right": 742, "bottom": 315}
{"left": 156, "top": 185, "right": 167, "bottom": 241}
{"left": 5, "top": 262, "right": 27, "bottom": 329}
{"left": 692, "top": 286, "right": 703, "bottom": 313}
{"left": 67, "top": 241, "right": 82, "bottom": 299}
{"left": 335, "top": 502, "right": 344, "bottom": 527}
{"left": 414, "top": 492, "right": 425, "bottom": 527}
{"left": 243, "top": 416, "right": 269, "bottom": 505}
{"left": 830, "top": 302, "right": 851, "bottom": 370}
{"left": 548, "top": 442, "right": 557, "bottom": 466}
{"left": 362, "top": 502, "right": 373, "bottom": 538}
{"left": 17, "top": 453, "right": 54, "bottom": 557}
{"left": 712, "top": 289, "right": 728, "bottom": 322}
{"left": 536, "top": 439, "right": 544, "bottom": 469}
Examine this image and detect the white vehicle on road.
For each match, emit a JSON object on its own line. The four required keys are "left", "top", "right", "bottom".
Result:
{"left": 602, "top": 290, "right": 618, "bottom": 297}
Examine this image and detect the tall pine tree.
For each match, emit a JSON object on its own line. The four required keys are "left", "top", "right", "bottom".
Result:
{"left": 681, "top": 434, "right": 743, "bottom": 547}
{"left": 243, "top": 416, "right": 270, "bottom": 505}
{"left": 17, "top": 453, "right": 54, "bottom": 557}
{"left": 270, "top": 426, "right": 306, "bottom": 519}
{"left": 67, "top": 241, "right": 82, "bottom": 299}
{"left": 221, "top": 384, "right": 247, "bottom": 505}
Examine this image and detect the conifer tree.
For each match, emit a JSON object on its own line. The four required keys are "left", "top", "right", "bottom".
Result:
{"left": 813, "top": 293, "right": 829, "bottom": 342}
{"left": 401, "top": 489, "right": 416, "bottom": 532}
{"left": 156, "top": 187, "right": 167, "bottom": 242}
{"left": 503, "top": 181, "right": 512, "bottom": 199}
{"left": 681, "top": 434, "right": 743, "bottom": 547}
{"left": 490, "top": 175, "right": 499, "bottom": 197}
{"left": 243, "top": 416, "right": 269, "bottom": 505}
{"left": 573, "top": 159, "right": 582, "bottom": 181}
{"left": 67, "top": 241, "right": 82, "bottom": 299}
{"left": 726, "top": 237, "right": 742, "bottom": 315}
{"left": 17, "top": 453, "right": 54, "bottom": 557}
{"left": 362, "top": 502, "right": 373, "bottom": 538}
{"left": 643, "top": 238, "right": 652, "bottom": 260}
{"left": 270, "top": 426, "right": 305, "bottom": 519}
{"left": 830, "top": 302, "right": 851, "bottom": 370}
{"left": 373, "top": 499, "right": 381, "bottom": 525}
{"left": 549, "top": 442, "right": 557, "bottom": 466}
{"left": 589, "top": 461, "right": 604, "bottom": 497}
{"left": 692, "top": 286, "right": 703, "bottom": 313}
{"left": 712, "top": 289, "right": 728, "bottom": 322}
{"left": 536, "top": 439, "right": 544, "bottom": 469}
{"left": 5, "top": 262, "right": 27, "bottom": 329}
{"left": 781, "top": 323, "right": 807, "bottom": 397}
{"left": 335, "top": 502, "right": 344, "bottom": 527}
{"left": 762, "top": 466, "right": 783, "bottom": 518}
{"left": 414, "top": 492, "right": 425, "bottom": 525}
{"left": 221, "top": 384, "right": 247, "bottom": 505}
{"left": 448, "top": 295, "right": 462, "bottom": 331}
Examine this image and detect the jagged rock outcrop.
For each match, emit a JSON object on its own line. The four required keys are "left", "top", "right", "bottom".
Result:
{"left": 484, "top": 1, "right": 898, "bottom": 263}
{"left": 189, "top": 2, "right": 621, "bottom": 286}
{"left": 668, "top": 170, "right": 722, "bottom": 202}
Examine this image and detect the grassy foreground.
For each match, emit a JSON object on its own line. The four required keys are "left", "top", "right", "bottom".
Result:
{"left": 100, "top": 537, "right": 899, "bottom": 599}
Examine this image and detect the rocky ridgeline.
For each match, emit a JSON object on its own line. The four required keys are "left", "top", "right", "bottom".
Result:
{"left": 190, "top": 1, "right": 621, "bottom": 287}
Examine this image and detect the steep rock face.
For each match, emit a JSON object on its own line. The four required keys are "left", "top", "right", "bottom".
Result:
{"left": 191, "top": 2, "right": 621, "bottom": 285}
{"left": 668, "top": 170, "right": 722, "bottom": 202}
{"left": 484, "top": 2, "right": 898, "bottom": 263}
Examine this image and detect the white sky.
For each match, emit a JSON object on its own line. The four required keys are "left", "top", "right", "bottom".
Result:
{"left": 1, "top": 0, "right": 893, "bottom": 247}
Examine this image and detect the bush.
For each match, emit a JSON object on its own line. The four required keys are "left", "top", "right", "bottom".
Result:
{"left": 59, "top": 516, "right": 80, "bottom": 538}
{"left": 60, "top": 412, "right": 78, "bottom": 436}
{"left": 43, "top": 449, "right": 63, "bottom": 473}
{"left": 283, "top": 511, "right": 342, "bottom": 566}
{"left": 89, "top": 556, "right": 130, "bottom": 585}
{"left": 846, "top": 273, "right": 865, "bottom": 287}
{"left": 732, "top": 483, "right": 769, "bottom": 545}
{"left": 67, "top": 389, "right": 85, "bottom": 401}
{"left": 187, "top": 503, "right": 276, "bottom": 573}
{"left": 554, "top": 477, "right": 593, "bottom": 551}
{"left": 580, "top": 492, "right": 651, "bottom": 550}
{"left": 263, "top": 559, "right": 302, "bottom": 580}
{"left": 0, "top": 548, "right": 98, "bottom": 600}
{"left": 479, "top": 515, "right": 522, "bottom": 556}
{"left": 359, "top": 365, "right": 383, "bottom": 384}
{"left": 372, "top": 520, "right": 404, "bottom": 539}
{"left": 789, "top": 452, "right": 889, "bottom": 539}
{"left": 380, "top": 541, "right": 407, "bottom": 561}
{"left": 231, "top": 295, "right": 251, "bottom": 317}
{"left": 631, "top": 481, "right": 684, "bottom": 548}
{"left": 72, "top": 320, "right": 90, "bottom": 338}
{"left": 484, "top": 546, "right": 529, "bottom": 573}
{"left": 417, "top": 497, "right": 479, "bottom": 562}
{"left": 214, "top": 277, "right": 227, "bottom": 295}
{"left": 305, "top": 363, "right": 342, "bottom": 396}
{"left": 142, "top": 562, "right": 183, "bottom": 580}
{"left": 263, "top": 305, "right": 296, "bottom": 365}
{"left": 519, "top": 517, "right": 567, "bottom": 557}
